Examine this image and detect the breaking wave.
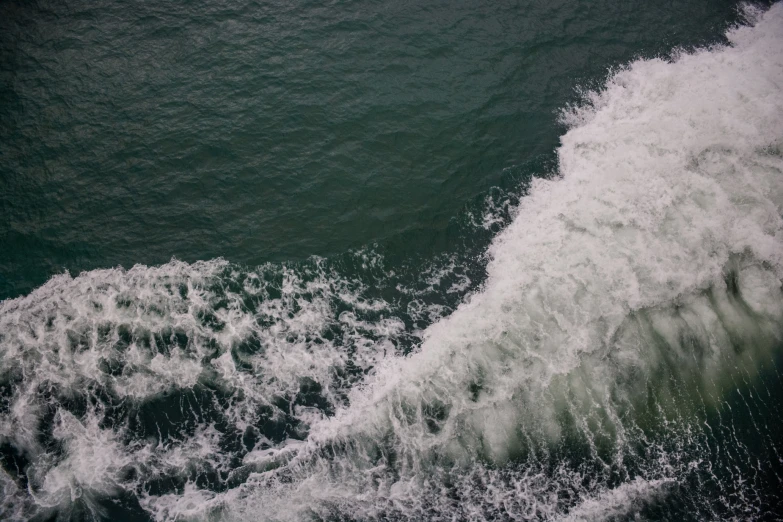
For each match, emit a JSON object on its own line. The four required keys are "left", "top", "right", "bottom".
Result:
{"left": 2, "top": 3, "right": 783, "bottom": 521}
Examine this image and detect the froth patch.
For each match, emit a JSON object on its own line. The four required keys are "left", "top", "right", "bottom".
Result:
{"left": 221, "top": 4, "right": 783, "bottom": 519}
{"left": 0, "top": 256, "right": 419, "bottom": 519}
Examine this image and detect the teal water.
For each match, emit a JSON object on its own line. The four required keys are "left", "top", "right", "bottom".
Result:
{"left": 0, "top": 0, "right": 749, "bottom": 300}
{"left": 2, "top": 1, "right": 783, "bottom": 521}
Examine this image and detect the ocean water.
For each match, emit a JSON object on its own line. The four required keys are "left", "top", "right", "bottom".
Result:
{"left": 1, "top": 1, "right": 782, "bottom": 521}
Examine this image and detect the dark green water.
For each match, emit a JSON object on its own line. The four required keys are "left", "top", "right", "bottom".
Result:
{"left": 0, "top": 0, "right": 747, "bottom": 300}
{"left": 2, "top": 1, "right": 783, "bottom": 521}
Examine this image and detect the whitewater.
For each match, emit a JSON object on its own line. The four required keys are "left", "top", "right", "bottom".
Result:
{"left": 1, "top": 3, "right": 783, "bottom": 521}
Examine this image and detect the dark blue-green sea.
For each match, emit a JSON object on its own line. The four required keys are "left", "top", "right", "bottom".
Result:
{"left": 2, "top": 1, "right": 783, "bottom": 520}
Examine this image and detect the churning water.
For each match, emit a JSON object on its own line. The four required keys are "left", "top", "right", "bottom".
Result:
{"left": 1, "top": 2, "right": 783, "bottom": 521}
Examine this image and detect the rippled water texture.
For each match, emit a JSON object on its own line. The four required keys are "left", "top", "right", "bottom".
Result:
{"left": 1, "top": 1, "right": 782, "bottom": 521}
{"left": 0, "top": 0, "right": 752, "bottom": 299}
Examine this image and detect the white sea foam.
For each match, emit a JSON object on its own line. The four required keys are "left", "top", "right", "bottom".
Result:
{"left": 214, "top": 4, "right": 783, "bottom": 519}
{"left": 0, "top": 258, "right": 406, "bottom": 519}
{"left": 1, "top": 3, "right": 783, "bottom": 521}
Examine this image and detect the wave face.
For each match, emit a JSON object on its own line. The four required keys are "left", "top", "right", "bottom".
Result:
{"left": 2, "top": 4, "right": 783, "bottom": 521}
